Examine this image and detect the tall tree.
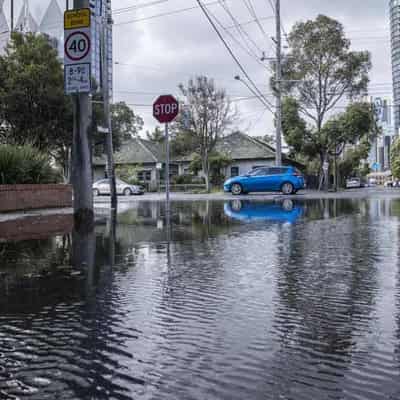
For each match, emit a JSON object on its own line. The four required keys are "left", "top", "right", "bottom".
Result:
{"left": 92, "top": 99, "right": 143, "bottom": 156}
{"left": 279, "top": 15, "right": 371, "bottom": 184}
{"left": 0, "top": 32, "right": 73, "bottom": 175}
{"left": 173, "top": 76, "right": 235, "bottom": 191}
{"left": 146, "top": 126, "right": 164, "bottom": 144}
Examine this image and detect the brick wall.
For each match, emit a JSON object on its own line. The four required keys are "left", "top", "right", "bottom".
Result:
{"left": 0, "top": 214, "right": 74, "bottom": 241}
{"left": 0, "top": 185, "right": 72, "bottom": 212}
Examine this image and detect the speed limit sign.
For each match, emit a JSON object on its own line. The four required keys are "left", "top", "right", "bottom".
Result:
{"left": 64, "top": 30, "right": 91, "bottom": 63}
{"left": 64, "top": 8, "right": 91, "bottom": 94}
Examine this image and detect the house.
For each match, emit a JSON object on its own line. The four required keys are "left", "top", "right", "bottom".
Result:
{"left": 93, "top": 137, "right": 168, "bottom": 190}
{"left": 93, "top": 132, "right": 301, "bottom": 189}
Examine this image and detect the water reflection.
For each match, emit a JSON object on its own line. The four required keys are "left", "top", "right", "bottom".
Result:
{"left": 1, "top": 199, "right": 400, "bottom": 399}
{"left": 224, "top": 199, "right": 304, "bottom": 223}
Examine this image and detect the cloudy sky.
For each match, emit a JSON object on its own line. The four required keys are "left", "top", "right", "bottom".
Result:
{"left": 3, "top": 0, "right": 392, "bottom": 136}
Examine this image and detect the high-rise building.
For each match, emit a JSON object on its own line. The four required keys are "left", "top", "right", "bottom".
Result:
{"left": 15, "top": 0, "right": 38, "bottom": 33}
{"left": 0, "top": 0, "right": 9, "bottom": 55}
{"left": 390, "top": 0, "right": 400, "bottom": 133}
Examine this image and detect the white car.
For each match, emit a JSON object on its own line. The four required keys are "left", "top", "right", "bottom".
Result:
{"left": 93, "top": 179, "right": 144, "bottom": 196}
{"left": 346, "top": 178, "right": 361, "bottom": 189}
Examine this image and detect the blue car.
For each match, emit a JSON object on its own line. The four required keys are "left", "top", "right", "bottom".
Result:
{"left": 223, "top": 166, "right": 305, "bottom": 195}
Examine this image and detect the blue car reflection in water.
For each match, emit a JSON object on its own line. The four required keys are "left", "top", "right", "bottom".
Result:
{"left": 224, "top": 199, "right": 304, "bottom": 224}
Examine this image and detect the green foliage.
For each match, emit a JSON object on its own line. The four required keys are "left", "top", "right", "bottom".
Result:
{"left": 0, "top": 32, "right": 73, "bottom": 168}
{"left": 172, "top": 174, "right": 195, "bottom": 185}
{"left": 391, "top": 138, "right": 400, "bottom": 179}
{"left": 93, "top": 99, "right": 144, "bottom": 156}
{"left": 115, "top": 164, "right": 141, "bottom": 185}
{"left": 146, "top": 126, "right": 164, "bottom": 143}
{"left": 189, "top": 152, "right": 232, "bottom": 186}
{"left": 280, "top": 15, "right": 371, "bottom": 132}
{"left": 173, "top": 76, "right": 236, "bottom": 191}
{"left": 338, "top": 141, "right": 371, "bottom": 182}
{"left": 0, "top": 145, "right": 61, "bottom": 184}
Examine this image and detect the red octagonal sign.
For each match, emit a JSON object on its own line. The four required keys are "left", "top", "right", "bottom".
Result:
{"left": 153, "top": 95, "right": 179, "bottom": 124}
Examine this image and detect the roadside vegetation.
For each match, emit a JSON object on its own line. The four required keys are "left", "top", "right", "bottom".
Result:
{"left": 0, "top": 145, "right": 61, "bottom": 184}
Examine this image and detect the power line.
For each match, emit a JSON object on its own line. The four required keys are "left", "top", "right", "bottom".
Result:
{"left": 206, "top": 3, "right": 273, "bottom": 73}
{"left": 196, "top": 0, "right": 274, "bottom": 112}
{"left": 217, "top": 0, "right": 266, "bottom": 62}
{"left": 114, "top": 0, "right": 223, "bottom": 26}
{"left": 112, "top": 0, "right": 169, "bottom": 16}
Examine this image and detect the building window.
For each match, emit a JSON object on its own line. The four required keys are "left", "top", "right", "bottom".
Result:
{"left": 231, "top": 166, "right": 239, "bottom": 177}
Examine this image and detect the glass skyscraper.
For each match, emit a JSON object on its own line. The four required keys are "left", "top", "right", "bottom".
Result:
{"left": 391, "top": 0, "right": 400, "bottom": 132}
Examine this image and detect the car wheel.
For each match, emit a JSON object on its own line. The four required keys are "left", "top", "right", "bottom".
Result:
{"left": 123, "top": 188, "right": 132, "bottom": 196}
{"left": 231, "top": 183, "right": 243, "bottom": 195}
{"left": 281, "top": 182, "right": 295, "bottom": 195}
{"left": 93, "top": 188, "right": 100, "bottom": 196}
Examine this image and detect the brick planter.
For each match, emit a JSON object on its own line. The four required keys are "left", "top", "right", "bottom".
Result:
{"left": 0, "top": 185, "right": 72, "bottom": 212}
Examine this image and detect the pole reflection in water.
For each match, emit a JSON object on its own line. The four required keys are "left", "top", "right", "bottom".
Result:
{"left": 72, "top": 213, "right": 96, "bottom": 289}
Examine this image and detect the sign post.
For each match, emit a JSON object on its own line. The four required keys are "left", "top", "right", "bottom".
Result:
{"left": 64, "top": 8, "right": 91, "bottom": 94}
{"left": 153, "top": 95, "right": 179, "bottom": 214}
{"left": 65, "top": 3, "right": 93, "bottom": 218}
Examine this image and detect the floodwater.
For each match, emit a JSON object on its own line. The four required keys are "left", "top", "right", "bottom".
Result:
{"left": 1, "top": 198, "right": 400, "bottom": 399}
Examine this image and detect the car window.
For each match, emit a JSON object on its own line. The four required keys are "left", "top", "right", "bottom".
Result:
{"left": 269, "top": 167, "right": 286, "bottom": 175}
{"left": 249, "top": 168, "right": 269, "bottom": 176}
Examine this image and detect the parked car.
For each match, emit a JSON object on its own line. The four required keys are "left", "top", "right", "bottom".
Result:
{"left": 345, "top": 177, "right": 361, "bottom": 189}
{"left": 223, "top": 166, "right": 305, "bottom": 195}
{"left": 93, "top": 179, "right": 144, "bottom": 196}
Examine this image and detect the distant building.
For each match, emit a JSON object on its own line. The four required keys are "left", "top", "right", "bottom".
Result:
{"left": 0, "top": 0, "right": 9, "bottom": 55}
{"left": 15, "top": 0, "right": 38, "bottom": 33}
{"left": 40, "top": 0, "right": 63, "bottom": 59}
{"left": 368, "top": 96, "right": 395, "bottom": 172}
{"left": 390, "top": 0, "right": 400, "bottom": 132}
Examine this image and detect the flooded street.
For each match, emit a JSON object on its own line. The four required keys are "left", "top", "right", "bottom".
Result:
{"left": 1, "top": 198, "right": 400, "bottom": 399}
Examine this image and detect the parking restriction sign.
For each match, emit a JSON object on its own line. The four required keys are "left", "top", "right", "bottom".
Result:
{"left": 64, "top": 8, "right": 91, "bottom": 94}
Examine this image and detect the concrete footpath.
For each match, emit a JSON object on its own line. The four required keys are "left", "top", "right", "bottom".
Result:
{"left": 94, "top": 187, "right": 400, "bottom": 204}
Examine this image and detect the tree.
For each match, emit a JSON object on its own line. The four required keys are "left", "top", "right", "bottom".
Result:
{"left": 173, "top": 76, "right": 236, "bottom": 191}
{"left": 146, "top": 126, "right": 164, "bottom": 143}
{"left": 92, "top": 99, "right": 143, "bottom": 156}
{"left": 283, "top": 99, "right": 377, "bottom": 187}
{"left": 0, "top": 32, "right": 73, "bottom": 176}
{"left": 189, "top": 152, "right": 232, "bottom": 186}
{"left": 279, "top": 15, "right": 371, "bottom": 185}
{"left": 391, "top": 138, "right": 400, "bottom": 179}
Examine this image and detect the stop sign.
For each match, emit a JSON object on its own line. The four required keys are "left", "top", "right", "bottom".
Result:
{"left": 153, "top": 95, "right": 179, "bottom": 124}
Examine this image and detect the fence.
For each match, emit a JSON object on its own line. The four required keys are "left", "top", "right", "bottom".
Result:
{"left": 159, "top": 184, "right": 207, "bottom": 192}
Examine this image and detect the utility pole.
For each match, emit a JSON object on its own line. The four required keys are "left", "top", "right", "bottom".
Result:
{"left": 72, "top": 0, "right": 93, "bottom": 218}
{"left": 275, "top": 0, "right": 282, "bottom": 166}
{"left": 101, "top": 11, "right": 117, "bottom": 210}
{"left": 10, "top": 0, "right": 13, "bottom": 31}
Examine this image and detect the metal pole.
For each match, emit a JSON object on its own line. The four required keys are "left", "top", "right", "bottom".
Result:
{"left": 101, "top": 12, "right": 117, "bottom": 210}
{"left": 165, "top": 123, "right": 170, "bottom": 206}
{"left": 66, "top": 0, "right": 69, "bottom": 11}
{"left": 72, "top": 0, "right": 93, "bottom": 218}
{"left": 10, "top": 0, "right": 13, "bottom": 31}
{"left": 275, "top": 0, "right": 282, "bottom": 166}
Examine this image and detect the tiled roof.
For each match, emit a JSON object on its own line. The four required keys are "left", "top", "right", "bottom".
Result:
{"left": 215, "top": 132, "right": 276, "bottom": 160}
{"left": 93, "top": 137, "right": 163, "bottom": 166}
{"left": 94, "top": 132, "right": 278, "bottom": 166}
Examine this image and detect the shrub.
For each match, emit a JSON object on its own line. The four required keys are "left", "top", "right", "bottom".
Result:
{"left": 172, "top": 174, "right": 194, "bottom": 185}
{"left": 0, "top": 145, "right": 61, "bottom": 184}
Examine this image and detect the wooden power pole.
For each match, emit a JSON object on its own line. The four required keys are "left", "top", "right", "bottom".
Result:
{"left": 275, "top": 0, "right": 282, "bottom": 166}
{"left": 72, "top": 0, "right": 93, "bottom": 218}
